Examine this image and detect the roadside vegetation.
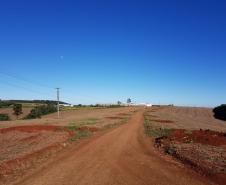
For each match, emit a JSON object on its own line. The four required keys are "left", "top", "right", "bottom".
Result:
{"left": 69, "top": 130, "right": 92, "bottom": 141}
{"left": 0, "top": 99, "right": 67, "bottom": 108}
{"left": 0, "top": 114, "right": 10, "bottom": 121}
{"left": 63, "top": 113, "right": 132, "bottom": 142}
{"left": 0, "top": 100, "right": 12, "bottom": 108}
{"left": 13, "top": 104, "right": 23, "bottom": 119}
{"left": 69, "top": 118, "right": 100, "bottom": 127}
{"left": 24, "top": 104, "right": 57, "bottom": 119}
{"left": 144, "top": 113, "right": 174, "bottom": 138}
{"left": 213, "top": 104, "right": 226, "bottom": 121}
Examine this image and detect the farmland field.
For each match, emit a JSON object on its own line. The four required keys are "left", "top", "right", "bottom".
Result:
{"left": 145, "top": 106, "right": 226, "bottom": 185}
{"left": 0, "top": 106, "right": 226, "bottom": 185}
{"left": 0, "top": 106, "right": 138, "bottom": 128}
{"left": 146, "top": 106, "right": 226, "bottom": 131}
{"left": 0, "top": 106, "right": 139, "bottom": 184}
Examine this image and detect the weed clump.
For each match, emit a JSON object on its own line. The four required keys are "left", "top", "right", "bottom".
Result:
{"left": 69, "top": 130, "right": 92, "bottom": 141}
{"left": 0, "top": 114, "right": 10, "bottom": 121}
{"left": 144, "top": 114, "right": 174, "bottom": 138}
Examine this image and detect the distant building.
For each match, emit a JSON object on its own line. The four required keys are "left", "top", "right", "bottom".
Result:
{"left": 59, "top": 103, "right": 73, "bottom": 107}
{"left": 146, "top": 103, "right": 152, "bottom": 107}
{"left": 133, "top": 103, "right": 152, "bottom": 107}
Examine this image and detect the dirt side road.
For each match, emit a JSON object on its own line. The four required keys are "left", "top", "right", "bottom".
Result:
{"left": 15, "top": 110, "right": 214, "bottom": 185}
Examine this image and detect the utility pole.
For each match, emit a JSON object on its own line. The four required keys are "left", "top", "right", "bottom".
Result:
{"left": 56, "top": 88, "right": 60, "bottom": 119}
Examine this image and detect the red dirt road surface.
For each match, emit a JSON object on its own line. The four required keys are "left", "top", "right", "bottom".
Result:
{"left": 14, "top": 110, "right": 213, "bottom": 185}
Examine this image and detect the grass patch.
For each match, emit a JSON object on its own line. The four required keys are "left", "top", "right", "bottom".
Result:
{"left": 102, "top": 115, "right": 130, "bottom": 131}
{"left": 184, "top": 130, "right": 193, "bottom": 135}
{"left": 68, "top": 118, "right": 100, "bottom": 128}
{"left": 67, "top": 125, "right": 78, "bottom": 132}
{"left": 120, "top": 117, "right": 129, "bottom": 124}
{"left": 79, "top": 118, "right": 99, "bottom": 125}
{"left": 144, "top": 114, "right": 174, "bottom": 138}
{"left": 0, "top": 156, "right": 6, "bottom": 161}
{"left": 69, "top": 130, "right": 92, "bottom": 141}
{"left": 102, "top": 122, "right": 119, "bottom": 131}
{"left": 0, "top": 114, "right": 10, "bottom": 121}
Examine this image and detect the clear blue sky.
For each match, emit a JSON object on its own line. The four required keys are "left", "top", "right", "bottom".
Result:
{"left": 0, "top": 0, "right": 226, "bottom": 107}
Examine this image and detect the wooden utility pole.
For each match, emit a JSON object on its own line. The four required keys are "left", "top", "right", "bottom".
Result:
{"left": 56, "top": 88, "right": 60, "bottom": 119}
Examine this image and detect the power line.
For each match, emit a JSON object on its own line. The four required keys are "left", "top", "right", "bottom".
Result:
{"left": 0, "top": 72, "right": 53, "bottom": 89}
{"left": 0, "top": 79, "right": 53, "bottom": 97}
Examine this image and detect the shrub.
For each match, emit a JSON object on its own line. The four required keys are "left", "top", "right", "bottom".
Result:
{"left": 213, "top": 105, "right": 226, "bottom": 121}
{"left": 0, "top": 101, "right": 12, "bottom": 108}
{"left": 0, "top": 114, "right": 10, "bottom": 121}
{"left": 13, "top": 104, "right": 23, "bottom": 118}
{"left": 25, "top": 104, "right": 57, "bottom": 119}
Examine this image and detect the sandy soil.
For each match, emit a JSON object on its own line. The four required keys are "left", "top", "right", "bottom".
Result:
{"left": 13, "top": 110, "right": 212, "bottom": 185}
{"left": 149, "top": 106, "right": 226, "bottom": 131}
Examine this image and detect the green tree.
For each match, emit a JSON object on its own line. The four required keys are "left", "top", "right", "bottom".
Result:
{"left": 127, "top": 98, "right": 132, "bottom": 104}
{"left": 13, "top": 104, "right": 23, "bottom": 119}
{"left": 213, "top": 104, "right": 226, "bottom": 121}
{"left": 25, "top": 104, "right": 57, "bottom": 119}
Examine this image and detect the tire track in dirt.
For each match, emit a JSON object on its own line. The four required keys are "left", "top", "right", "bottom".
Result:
{"left": 15, "top": 110, "right": 214, "bottom": 185}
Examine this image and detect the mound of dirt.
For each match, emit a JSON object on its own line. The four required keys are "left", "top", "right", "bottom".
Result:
{"left": 0, "top": 125, "right": 59, "bottom": 133}
{"left": 170, "top": 129, "right": 226, "bottom": 146}
{"left": 155, "top": 129, "right": 226, "bottom": 185}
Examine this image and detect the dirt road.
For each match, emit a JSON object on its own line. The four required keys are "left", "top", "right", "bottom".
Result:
{"left": 15, "top": 110, "right": 214, "bottom": 185}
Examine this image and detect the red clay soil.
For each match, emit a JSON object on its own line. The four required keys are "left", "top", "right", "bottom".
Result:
{"left": 213, "top": 174, "right": 226, "bottom": 185}
{"left": 19, "top": 135, "right": 39, "bottom": 142}
{"left": 0, "top": 125, "right": 100, "bottom": 184}
{"left": 0, "top": 128, "right": 68, "bottom": 183}
{"left": 105, "top": 116, "right": 124, "bottom": 119}
{"left": 13, "top": 111, "right": 211, "bottom": 185}
{"left": 0, "top": 144, "right": 61, "bottom": 176}
{"left": 63, "top": 126, "right": 99, "bottom": 133}
{"left": 170, "top": 129, "right": 226, "bottom": 146}
{"left": 0, "top": 125, "right": 59, "bottom": 133}
{"left": 76, "top": 126, "right": 99, "bottom": 132}
{"left": 0, "top": 125, "right": 99, "bottom": 134}
{"left": 155, "top": 129, "right": 226, "bottom": 185}
{"left": 117, "top": 113, "right": 130, "bottom": 116}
